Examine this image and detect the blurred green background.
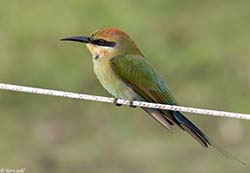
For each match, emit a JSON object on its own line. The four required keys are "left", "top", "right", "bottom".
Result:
{"left": 0, "top": 0, "right": 250, "bottom": 172}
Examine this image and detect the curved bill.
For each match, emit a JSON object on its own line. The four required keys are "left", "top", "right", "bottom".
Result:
{"left": 60, "top": 36, "right": 90, "bottom": 43}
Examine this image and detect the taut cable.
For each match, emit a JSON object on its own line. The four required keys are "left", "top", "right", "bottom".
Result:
{"left": 0, "top": 82, "right": 249, "bottom": 120}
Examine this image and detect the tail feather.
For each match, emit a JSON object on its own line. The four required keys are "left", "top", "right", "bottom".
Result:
{"left": 141, "top": 108, "right": 245, "bottom": 165}
{"left": 142, "top": 108, "right": 174, "bottom": 132}
{"left": 171, "top": 111, "right": 210, "bottom": 147}
{"left": 171, "top": 111, "right": 246, "bottom": 166}
{"left": 207, "top": 136, "right": 246, "bottom": 166}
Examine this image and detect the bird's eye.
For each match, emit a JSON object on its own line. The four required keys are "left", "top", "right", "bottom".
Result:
{"left": 98, "top": 39, "right": 105, "bottom": 45}
{"left": 91, "top": 39, "right": 115, "bottom": 47}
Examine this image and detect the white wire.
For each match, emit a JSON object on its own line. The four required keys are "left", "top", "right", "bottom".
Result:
{"left": 0, "top": 82, "right": 249, "bottom": 120}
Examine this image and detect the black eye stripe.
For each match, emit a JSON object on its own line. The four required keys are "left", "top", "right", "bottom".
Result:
{"left": 91, "top": 39, "right": 116, "bottom": 47}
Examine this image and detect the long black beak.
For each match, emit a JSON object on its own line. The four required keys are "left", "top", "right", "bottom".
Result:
{"left": 60, "top": 36, "right": 90, "bottom": 43}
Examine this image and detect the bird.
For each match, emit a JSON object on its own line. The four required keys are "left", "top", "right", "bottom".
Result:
{"left": 61, "top": 27, "right": 245, "bottom": 164}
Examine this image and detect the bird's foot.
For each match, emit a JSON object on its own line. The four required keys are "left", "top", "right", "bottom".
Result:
{"left": 113, "top": 98, "right": 122, "bottom": 106}
{"left": 129, "top": 100, "right": 137, "bottom": 108}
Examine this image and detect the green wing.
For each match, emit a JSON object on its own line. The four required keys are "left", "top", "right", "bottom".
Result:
{"left": 110, "top": 54, "right": 178, "bottom": 105}
{"left": 110, "top": 54, "right": 212, "bottom": 148}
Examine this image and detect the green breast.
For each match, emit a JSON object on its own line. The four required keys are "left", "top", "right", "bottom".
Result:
{"left": 93, "top": 57, "right": 137, "bottom": 100}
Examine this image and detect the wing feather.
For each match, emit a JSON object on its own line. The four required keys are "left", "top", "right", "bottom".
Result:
{"left": 110, "top": 55, "right": 245, "bottom": 165}
{"left": 110, "top": 55, "right": 210, "bottom": 147}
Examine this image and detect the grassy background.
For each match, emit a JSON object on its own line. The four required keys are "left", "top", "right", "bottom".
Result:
{"left": 0, "top": 0, "right": 250, "bottom": 172}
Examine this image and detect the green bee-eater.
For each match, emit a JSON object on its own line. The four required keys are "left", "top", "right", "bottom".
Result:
{"left": 61, "top": 28, "right": 244, "bottom": 164}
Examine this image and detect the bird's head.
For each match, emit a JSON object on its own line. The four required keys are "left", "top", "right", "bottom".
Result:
{"left": 61, "top": 27, "right": 142, "bottom": 59}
